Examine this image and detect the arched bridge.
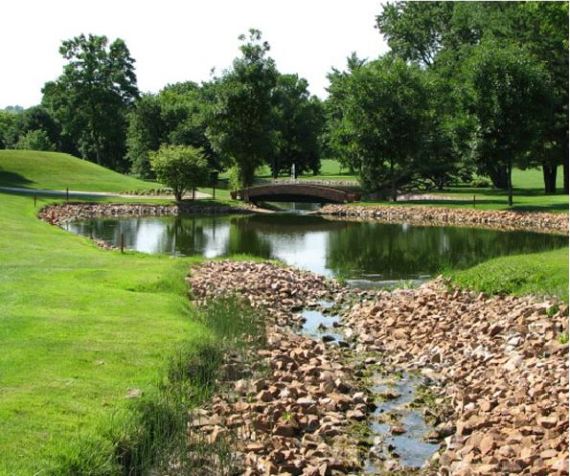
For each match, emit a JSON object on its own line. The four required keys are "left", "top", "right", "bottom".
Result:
{"left": 230, "top": 183, "right": 360, "bottom": 204}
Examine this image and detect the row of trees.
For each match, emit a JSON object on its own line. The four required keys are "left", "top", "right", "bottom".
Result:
{"left": 0, "top": 3, "right": 567, "bottom": 200}
{"left": 0, "top": 31, "right": 324, "bottom": 191}
{"left": 337, "top": 0, "right": 567, "bottom": 202}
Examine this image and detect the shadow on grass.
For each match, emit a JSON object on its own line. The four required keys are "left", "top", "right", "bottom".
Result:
{"left": 0, "top": 171, "right": 35, "bottom": 188}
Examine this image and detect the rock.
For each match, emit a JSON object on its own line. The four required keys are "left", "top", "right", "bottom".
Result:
{"left": 390, "top": 425, "right": 406, "bottom": 435}
{"left": 125, "top": 388, "right": 143, "bottom": 399}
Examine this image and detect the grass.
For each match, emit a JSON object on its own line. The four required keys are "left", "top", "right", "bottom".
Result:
{"left": 0, "top": 190, "right": 266, "bottom": 474}
{"left": 0, "top": 150, "right": 154, "bottom": 192}
{"left": 445, "top": 247, "right": 569, "bottom": 302}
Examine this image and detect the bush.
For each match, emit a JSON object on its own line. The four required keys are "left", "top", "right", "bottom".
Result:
{"left": 149, "top": 145, "right": 209, "bottom": 201}
{"left": 16, "top": 129, "right": 55, "bottom": 151}
{"left": 470, "top": 176, "right": 492, "bottom": 188}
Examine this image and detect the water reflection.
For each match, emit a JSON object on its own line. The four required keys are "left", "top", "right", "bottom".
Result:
{"left": 66, "top": 213, "right": 567, "bottom": 283}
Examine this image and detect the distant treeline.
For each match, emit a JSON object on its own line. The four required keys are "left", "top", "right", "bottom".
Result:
{"left": 0, "top": 2, "right": 567, "bottom": 200}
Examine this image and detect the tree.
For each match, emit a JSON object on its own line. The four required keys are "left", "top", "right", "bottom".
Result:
{"left": 206, "top": 30, "right": 278, "bottom": 188}
{"left": 269, "top": 74, "right": 324, "bottom": 178}
{"left": 15, "top": 130, "right": 55, "bottom": 151}
{"left": 377, "top": 1, "right": 569, "bottom": 193}
{"left": 376, "top": 1, "right": 454, "bottom": 66}
{"left": 42, "top": 34, "right": 138, "bottom": 171}
{"left": 465, "top": 42, "right": 552, "bottom": 206}
{"left": 126, "top": 82, "right": 222, "bottom": 179}
{"left": 324, "top": 53, "right": 366, "bottom": 174}
{"left": 126, "top": 94, "right": 163, "bottom": 177}
{"left": 330, "top": 56, "right": 428, "bottom": 200}
{"left": 0, "top": 110, "right": 18, "bottom": 149}
{"left": 149, "top": 145, "right": 209, "bottom": 201}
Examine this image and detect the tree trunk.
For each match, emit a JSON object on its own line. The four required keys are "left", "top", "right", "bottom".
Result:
{"left": 542, "top": 164, "right": 557, "bottom": 194}
{"left": 390, "top": 160, "right": 397, "bottom": 202}
{"left": 489, "top": 164, "right": 509, "bottom": 189}
{"left": 507, "top": 161, "right": 513, "bottom": 207}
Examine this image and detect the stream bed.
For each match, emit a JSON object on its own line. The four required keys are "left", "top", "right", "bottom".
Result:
{"left": 298, "top": 302, "right": 439, "bottom": 472}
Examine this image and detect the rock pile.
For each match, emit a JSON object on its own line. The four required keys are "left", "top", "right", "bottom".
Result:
{"left": 319, "top": 204, "right": 569, "bottom": 235}
{"left": 188, "top": 262, "right": 372, "bottom": 475}
{"left": 188, "top": 261, "right": 568, "bottom": 474}
{"left": 39, "top": 202, "right": 252, "bottom": 226}
{"left": 343, "top": 280, "right": 569, "bottom": 475}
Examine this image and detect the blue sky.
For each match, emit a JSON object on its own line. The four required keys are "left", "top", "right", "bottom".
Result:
{"left": 0, "top": 0, "right": 388, "bottom": 108}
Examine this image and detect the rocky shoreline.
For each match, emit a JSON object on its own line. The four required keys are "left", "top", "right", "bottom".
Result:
{"left": 38, "top": 202, "right": 255, "bottom": 226}
{"left": 318, "top": 204, "right": 569, "bottom": 235}
{"left": 186, "top": 261, "right": 569, "bottom": 475}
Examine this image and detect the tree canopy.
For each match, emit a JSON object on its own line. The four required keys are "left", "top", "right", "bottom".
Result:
{"left": 42, "top": 34, "right": 138, "bottom": 171}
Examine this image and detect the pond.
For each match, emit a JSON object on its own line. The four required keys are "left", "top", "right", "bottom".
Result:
{"left": 65, "top": 209, "right": 567, "bottom": 286}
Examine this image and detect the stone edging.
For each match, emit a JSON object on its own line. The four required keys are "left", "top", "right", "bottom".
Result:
{"left": 38, "top": 202, "right": 255, "bottom": 226}
{"left": 318, "top": 204, "right": 569, "bottom": 235}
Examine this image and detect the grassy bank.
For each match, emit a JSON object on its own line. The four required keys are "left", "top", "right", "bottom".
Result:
{"left": 0, "top": 192, "right": 237, "bottom": 474}
{"left": 0, "top": 150, "right": 153, "bottom": 192}
{"left": 446, "top": 247, "right": 569, "bottom": 302}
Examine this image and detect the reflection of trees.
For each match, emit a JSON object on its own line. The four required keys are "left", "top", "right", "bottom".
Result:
{"left": 224, "top": 218, "right": 272, "bottom": 257}
{"left": 69, "top": 216, "right": 567, "bottom": 280}
{"left": 163, "top": 216, "right": 209, "bottom": 255}
{"left": 326, "top": 223, "right": 567, "bottom": 280}
{"left": 236, "top": 213, "right": 350, "bottom": 235}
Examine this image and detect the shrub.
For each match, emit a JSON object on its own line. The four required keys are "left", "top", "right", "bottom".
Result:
{"left": 470, "top": 176, "right": 492, "bottom": 188}
{"left": 149, "top": 145, "right": 209, "bottom": 201}
{"left": 16, "top": 129, "right": 55, "bottom": 151}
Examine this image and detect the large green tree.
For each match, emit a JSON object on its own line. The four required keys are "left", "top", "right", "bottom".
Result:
{"left": 206, "top": 30, "right": 278, "bottom": 188}
{"left": 269, "top": 74, "right": 324, "bottom": 178}
{"left": 126, "top": 82, "right": 221, "bottom": 178}
{"left": 330, "top": 56, "right": 428, "bottom": 200}
{"left": 42, "top": 34, "right": 138, "bottom": 171}
{"left": 377, "top": 1, "right": 569, "bottom": 193}
{"left": 466, "top": 42, "right": 552, "bottom": 206}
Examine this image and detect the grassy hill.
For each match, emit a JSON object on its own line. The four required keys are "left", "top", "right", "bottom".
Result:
{"left": 0, "top": 150, "right": 153, "bottom": 193}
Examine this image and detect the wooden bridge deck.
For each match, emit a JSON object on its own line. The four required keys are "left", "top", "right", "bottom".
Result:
{"left": 231, "top": 183, "right": 360, "bottom": 204}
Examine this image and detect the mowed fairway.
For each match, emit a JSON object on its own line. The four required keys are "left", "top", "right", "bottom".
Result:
{"left": 0, "top": 192, "right": 206, "bottom": 473}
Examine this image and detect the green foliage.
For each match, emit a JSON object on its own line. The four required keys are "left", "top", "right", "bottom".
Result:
{"left": 42, "top": 34, "right": 139, "bottom": 171}
{"left": 126, "top": 94, "right": 163, "bottom": 178}
{"left": 376, "top": 1, "right": 569, "bottom": 194}
{"left": 328, "top": 55, "right": 428, "bottom": 199}
{"left": 269, "top": 74, "right": 324, "bottom": 177}
{"left": 559, "top": 332, "right": 569, "bottom": 345}
{"left": 15, "top": 129, "right": 55, "bottom": 151}
{"left": 126, "top": 82, "right": 222, "bottom": 179}
{"left": 0, "top": 110, "right": 18, "bottom": 148}
{"left": 470, "top": 176, "right": 492, "bottom": 188}
{"left": 150, "top": 145, "right": 209, "bottom": 201}
{"left": 206, "top": 30, "right": 278, "bottom": 187}
{"left": 465, "top": 41, "right": 552, "bottom": 205}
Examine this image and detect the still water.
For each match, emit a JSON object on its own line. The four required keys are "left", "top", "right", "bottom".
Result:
{"left": 65, "top": 210, "right": 567, "bottom": 285}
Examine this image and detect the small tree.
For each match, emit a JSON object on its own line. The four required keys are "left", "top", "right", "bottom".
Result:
{"left": 150, "top": 145, "right": 209, "bottom": 201}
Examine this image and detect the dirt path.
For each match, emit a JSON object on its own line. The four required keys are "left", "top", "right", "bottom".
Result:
{"left": 0, "top": 185, "right": 211, "bottom": 200}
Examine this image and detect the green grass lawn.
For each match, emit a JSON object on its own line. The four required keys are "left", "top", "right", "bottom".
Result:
{"left": 446, "top": 247, "right": 569, "bottom": 302}
{"left": 0, "top": 150, "right": 154, "bottom": 192}
{"left": 0, "top": 192, "right": 212, "bottom": 474}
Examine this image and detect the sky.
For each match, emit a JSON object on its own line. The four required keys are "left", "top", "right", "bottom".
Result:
{"left": 0, "top": 0, "right": 389, "bottom": 109}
